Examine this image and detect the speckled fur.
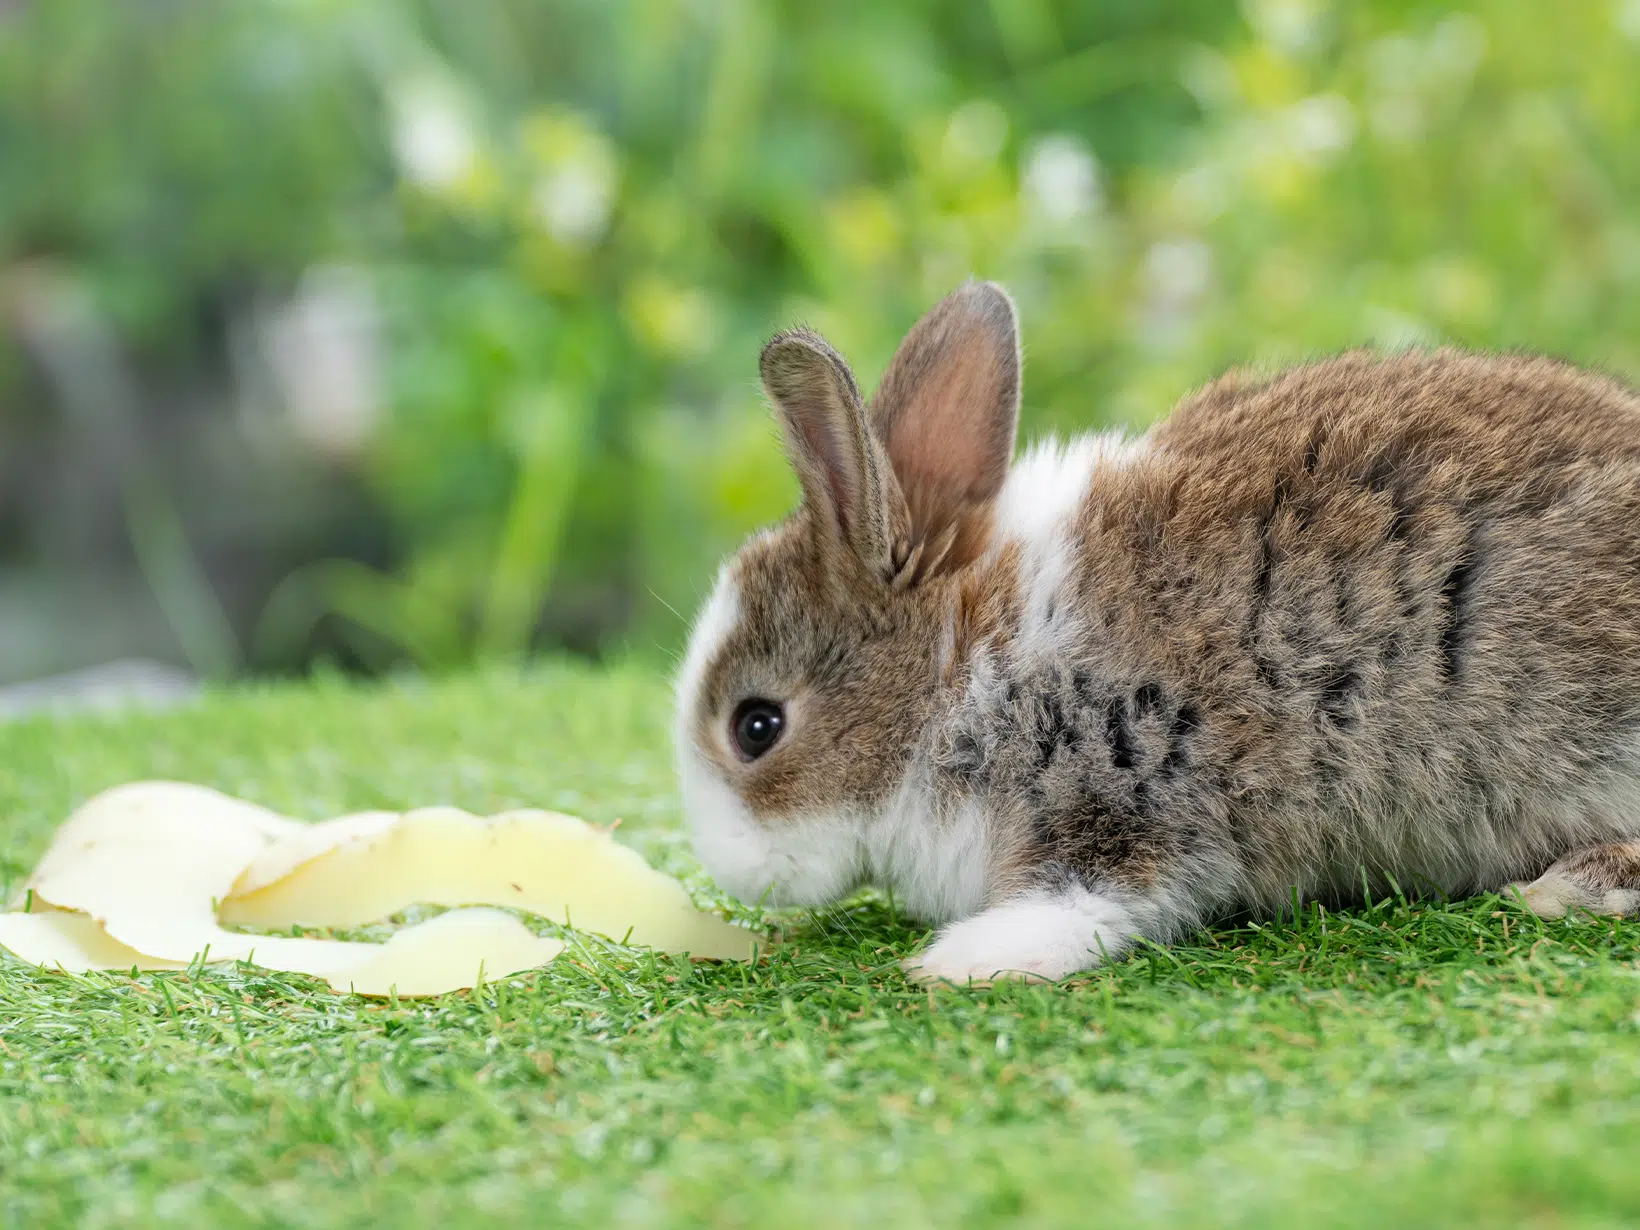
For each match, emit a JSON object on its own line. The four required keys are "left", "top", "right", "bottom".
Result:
{"left": 675, "top": 281, "right": 1640, "bottom": 984}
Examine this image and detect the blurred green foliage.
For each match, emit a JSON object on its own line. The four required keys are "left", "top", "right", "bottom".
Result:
{"left": 2, "top": 0, "right": 1638, "bottom": 677}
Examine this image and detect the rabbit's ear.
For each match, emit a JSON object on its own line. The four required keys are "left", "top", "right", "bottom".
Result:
{"left": 869, "top": 281, "right": 1021, "bottom": 577}
{"left": 761, "top": 328, "right": 904, "bottom": 577}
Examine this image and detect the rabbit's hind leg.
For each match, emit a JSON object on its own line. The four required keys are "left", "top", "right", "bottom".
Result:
{"left": 1507, "top": 842, "right": 1640, "bottom": 918}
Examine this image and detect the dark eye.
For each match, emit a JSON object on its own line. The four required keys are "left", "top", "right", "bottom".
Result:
{"left": 732, "top": 699, "right": 785, "bottom": 761}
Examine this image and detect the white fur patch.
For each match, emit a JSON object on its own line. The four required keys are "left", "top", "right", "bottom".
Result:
{"left": 993, "top": 431, "right": 1141, "bottom": 548}
{"left": 1015, "top": 532, "right": 1075, "bottom": 661}
{"left": 861, "top": 765, "right": 993, "bottom": 925}
{"left": 672, "top": 566, "right": 740, "bottom": 731}
{"left": 991, "top": 431, "right": 1144, "bottom": 661}
{"left": 906, "top": 885, "right": 1137, "bottom": 984}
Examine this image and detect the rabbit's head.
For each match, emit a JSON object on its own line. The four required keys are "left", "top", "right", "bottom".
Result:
{"left": 674, "top": 282, "right": 1022, "bottom": 909}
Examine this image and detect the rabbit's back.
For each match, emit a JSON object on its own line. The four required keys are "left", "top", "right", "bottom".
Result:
{"left": 965, "top": 351, "right": 1640, "bottom": 914}
{"left": 1143, "top": 351, "right": 1640, "bottom": 726}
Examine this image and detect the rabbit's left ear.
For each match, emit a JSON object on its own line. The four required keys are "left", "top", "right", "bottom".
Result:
{"left": 869, "top": 281, "right": 1021, "bottom": 579}
{"left": 760, "top": 327, "right": 906, "bottom": 579}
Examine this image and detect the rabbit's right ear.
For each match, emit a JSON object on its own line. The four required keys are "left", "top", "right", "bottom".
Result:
{"left": 867, "top": 281, "right": 1021, "bottom": 580}
{"left": 761, "top": 328, "right": 905, "bottom": 577}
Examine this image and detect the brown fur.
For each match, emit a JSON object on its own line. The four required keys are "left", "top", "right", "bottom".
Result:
{"left": 688, "top": 516, "right": 945, "bottom": 821}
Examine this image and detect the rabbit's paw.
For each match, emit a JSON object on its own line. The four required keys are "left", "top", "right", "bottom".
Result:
{"left": 1505, "top": 843, "right": 1640, "bottom": 919}
{"left": 903, "top": 890, "right": 1133, "bottom": 986}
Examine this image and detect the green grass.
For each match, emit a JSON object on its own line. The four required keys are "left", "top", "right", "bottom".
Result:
{"left": 5, "top": 662, "right": 1640, "bottom": 1227}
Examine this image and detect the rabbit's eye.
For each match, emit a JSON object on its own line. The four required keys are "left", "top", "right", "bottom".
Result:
{"left": 732, "top": 699, "right": 785, "bottom": 761}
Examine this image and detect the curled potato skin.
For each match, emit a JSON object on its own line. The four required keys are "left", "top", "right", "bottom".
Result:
{"left": 1, "top": 782, "right": 757, "bottom": 997}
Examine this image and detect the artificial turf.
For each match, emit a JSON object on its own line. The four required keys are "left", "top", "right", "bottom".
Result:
{"left": 4, "top": 661, "right": 1640, "bottom": 1227}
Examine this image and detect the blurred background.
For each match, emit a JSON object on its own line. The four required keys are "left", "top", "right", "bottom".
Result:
{"left": 3, "top": 0, "right": 1639, "bottom": 703}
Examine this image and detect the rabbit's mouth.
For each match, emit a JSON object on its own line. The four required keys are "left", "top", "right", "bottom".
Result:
{"left": 676, "top": 746, "right": 869, "bottom": 908}
{"left": 677, "top": 733, "right": 999, "bottom": 926}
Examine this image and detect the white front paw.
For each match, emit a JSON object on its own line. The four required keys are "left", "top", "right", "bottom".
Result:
{"left": 903, "top": 892, "right": 1128, "bottom": 986}
{"left": 904, "top": 928, "right": 1058, "bottom": 985}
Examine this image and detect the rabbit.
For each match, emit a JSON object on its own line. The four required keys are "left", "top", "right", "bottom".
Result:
{"left": 673, "top": 279, "right": 1640, "bottom": 984}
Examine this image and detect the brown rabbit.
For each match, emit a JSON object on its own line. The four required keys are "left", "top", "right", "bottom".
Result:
{"left": 674, "top": 280, "right": 1640, "bottom": 983}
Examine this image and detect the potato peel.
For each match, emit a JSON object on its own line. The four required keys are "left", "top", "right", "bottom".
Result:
{"left": 220, "top": 806, "right": 758, "bottom": 961}
{"left": 19, "top": 780, "right": 378, "bottom": 974}
{"left": 0, "top": 910, "right": 186, "bottom": 974}
{"left": 0, "top": 904, "right": 565, "bottom": 996}
{"left": 0, "top": 781, "right": 758, "bottom": 998}
{"left": 320, "top": 907, "right": 564, "bottom": 997}
{"left": 228, "top": 809, "right": 400, "bottom": 897}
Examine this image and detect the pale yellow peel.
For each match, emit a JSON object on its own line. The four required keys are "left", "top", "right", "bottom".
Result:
{"left": 20, "top": 781, "right": 378, "bottom": 975}
{"left": 0, "top": 780, "right": 758, "bottom": 999}
{"left": 6, "top": 780, "right": 302, "bottom": 912}
{"left": 228, "top": 810, "right": 400, "bottom": 897}
{"left": 219, "top": 807, "right": 757, "bottom": 961}
{"left": 0, "top": 910, "right": 186, "bottom": 973}
{"left": 0, "top": 906, "right": 562, "bottom": 997}
{"left": 322, "top": 907, "right": 565, "bottom": 997}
